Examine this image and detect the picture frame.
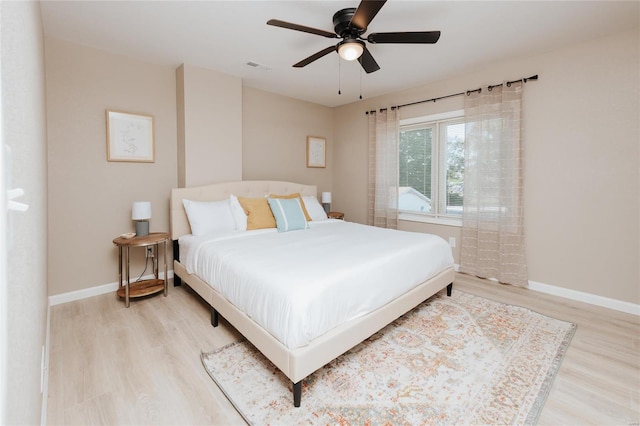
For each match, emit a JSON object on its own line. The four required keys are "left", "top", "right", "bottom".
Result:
{"left": 306, "top": 136, "right": 326, "bottom": 168}
{"left": 106, "top": 110, "right": 155, "bottom": 162}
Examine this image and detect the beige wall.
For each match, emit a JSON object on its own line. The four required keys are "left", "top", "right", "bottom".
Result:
{"left": 44, "top": 41, "right": 334, "bottom": 297}
{"left": 1, "top": 1, "right": 49, "bottom": 423}
{"left": 333, "top": 29, "right": 640, "bottom": 305}
{"left": 45, "top": 38, "right": 178, "bottom": 295}
{"left": 177, "top": 63, "right": 242, "bottom": 187}
{"left": 242, "top": 87, "right": 334, "bottom": 197}
{"left": 43, "top": 27, "right": 638, "bottom": 308}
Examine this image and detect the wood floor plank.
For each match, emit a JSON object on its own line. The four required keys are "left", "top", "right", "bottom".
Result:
{"left": 47, "top": 274, "right": 640, "bottom": 425}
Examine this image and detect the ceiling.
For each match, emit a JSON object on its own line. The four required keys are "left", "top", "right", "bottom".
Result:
{"left": 40, "top": 1, "right": 639, "bottom": 108}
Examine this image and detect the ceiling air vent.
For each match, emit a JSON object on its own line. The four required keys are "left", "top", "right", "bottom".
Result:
{"left": 246, "top": 61, "right": 271, "bottom": 72}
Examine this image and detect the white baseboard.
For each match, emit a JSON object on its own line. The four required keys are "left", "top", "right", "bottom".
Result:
{"left": 48, "top": 270, "right": 174, "bottom": 306}
{"left": 528, "top": 280, "right": 640, "bottom": 316}
{"left": 48, "top": 269, "right": 638, "bottom": 316}
{"left": 456, "top": 263, "right": 639, "bottom": 316}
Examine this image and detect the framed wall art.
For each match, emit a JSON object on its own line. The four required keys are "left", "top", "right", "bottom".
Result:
{"left": 106, "top": 110, "right": 155, "bottom": 162}
{"left": 306, "top": 136, "right": 326, "bottom": 168}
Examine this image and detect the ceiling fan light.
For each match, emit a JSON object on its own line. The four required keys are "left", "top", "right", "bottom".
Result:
{"left": 338, "top": 40, "right": 364, "bottom": 61}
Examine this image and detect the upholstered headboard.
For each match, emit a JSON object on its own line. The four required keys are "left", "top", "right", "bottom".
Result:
{"left": 170, "top": 180, "right": 318, "bottom": 240}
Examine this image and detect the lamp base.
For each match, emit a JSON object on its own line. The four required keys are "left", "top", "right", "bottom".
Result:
{"left": 322, "top": 203, "right": 331, "bottom": 214}
{"left": 135, "top": 221, "right": 149, "bottom": 237}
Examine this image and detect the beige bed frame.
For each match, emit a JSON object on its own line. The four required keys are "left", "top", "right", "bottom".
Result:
{"left": 170, "top": 180, "right": 455, "bottom": 407}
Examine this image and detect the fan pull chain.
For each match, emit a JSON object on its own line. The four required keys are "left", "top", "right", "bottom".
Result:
{"left": 359, "top": 67, "right": 363, "bottom": 100}
{"left": 338, "top": 58, "right": 342, "bottom": 95}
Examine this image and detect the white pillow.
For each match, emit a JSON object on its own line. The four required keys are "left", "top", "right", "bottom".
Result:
{"left": 182, "top": 199, "right": 235, "bottom": 236}
{"left": 229, "top": 194, "right": 247, "bottom": 231}
{"left": 302, "top": 195, "right": 328, "bottom": 221}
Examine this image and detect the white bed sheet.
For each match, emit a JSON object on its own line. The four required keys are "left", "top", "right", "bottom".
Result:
{"left": 179, "top": 220, "right": 453, "bottom": 349}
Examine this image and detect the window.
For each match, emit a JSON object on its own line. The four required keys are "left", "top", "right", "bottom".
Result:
{"left": 399, "top": 112, "right": 465, "bottom": 224}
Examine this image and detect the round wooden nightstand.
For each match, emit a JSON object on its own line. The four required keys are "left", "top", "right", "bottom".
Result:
{"left": 327, "top": 211, "right": 345, "bottom": 220}
{"left": 113, "top": 232, "right": 169, "bottom": 307}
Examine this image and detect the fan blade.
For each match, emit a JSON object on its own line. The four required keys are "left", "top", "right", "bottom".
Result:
{"left": 367, "top": 31, "right": 441, "bottom": 44}
{"left": 357, "top": 46, "right": 380, "bottom": 73}
{"left": 350, "top": 0, "right": 387, "bottom": 31}
{"left": 267, "top": 19, "right": 338, "bottom": 38}
{"left": 293, "top": 45, "right": 336, "bottom": 68}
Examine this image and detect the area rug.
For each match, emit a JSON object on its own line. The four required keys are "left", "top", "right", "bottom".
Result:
{"left": 201, "top": 290, "right": 576, "bottom": 425}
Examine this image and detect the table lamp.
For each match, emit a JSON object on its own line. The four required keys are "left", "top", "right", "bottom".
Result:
{"left": 132, "top": 201, "right": 151, "bottom": 237}
{"left": 321, "top": 192, "right": 331, "bottom": 214}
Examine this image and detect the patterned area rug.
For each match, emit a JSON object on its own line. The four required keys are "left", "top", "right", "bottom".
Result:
{"left": 201, "top": 290, "right": 576, "bottom": 425}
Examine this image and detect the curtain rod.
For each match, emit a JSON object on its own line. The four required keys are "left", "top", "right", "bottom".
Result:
{"left": 366, "top": 74, "right": 538, "bottom": 115}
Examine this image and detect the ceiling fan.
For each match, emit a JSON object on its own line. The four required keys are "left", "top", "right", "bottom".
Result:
{"left": 267, "top": 0, "right": 440, "bottom": 74}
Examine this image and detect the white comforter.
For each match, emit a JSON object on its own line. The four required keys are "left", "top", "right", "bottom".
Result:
{"left": 180, "top": 220, "right": 453, "bottom": 349}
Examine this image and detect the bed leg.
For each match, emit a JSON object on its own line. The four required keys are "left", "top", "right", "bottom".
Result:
{"left": 293, "top": 381, "right": 301, "bottom": 407}
{"left": 172, "top": 240, "right": 181, "bottom": 287}
{"left": 211, "top": 307, "right": 219, "bottom": 327}
{"left": 447, "top": 283, "right": 453, "bottom": 297}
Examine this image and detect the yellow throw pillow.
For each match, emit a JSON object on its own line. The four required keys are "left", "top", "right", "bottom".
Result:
{"left": 237, "top": 196, "right": 276, "bottom": 230}
{"left": 268, "top": 193, "right": 312, "bottom": 221}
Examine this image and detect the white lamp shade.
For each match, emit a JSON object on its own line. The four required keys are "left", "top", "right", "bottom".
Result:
{"left": 321, "top": 192, "right": 332, "bottom": 203}
{"left": 338, "top": 40, "right": 364, "bottom": 61}
{"left": 132, "top": 201, "right": 151, "bottom": 220}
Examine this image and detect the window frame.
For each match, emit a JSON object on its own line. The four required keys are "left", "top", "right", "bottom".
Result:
{"left": 399, "top": 110, "right": 465, "bottom": 227}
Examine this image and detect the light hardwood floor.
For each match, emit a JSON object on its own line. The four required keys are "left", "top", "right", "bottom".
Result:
{"left": 47, "top": 273, "right": 640, "bottom": 425}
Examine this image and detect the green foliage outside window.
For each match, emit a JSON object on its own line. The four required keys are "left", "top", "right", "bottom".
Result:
{"left": 399, "top": 127, "right": 432, "bottom": 199}
{"left": 399, "top": 119, "right": 465, "bottom": 216}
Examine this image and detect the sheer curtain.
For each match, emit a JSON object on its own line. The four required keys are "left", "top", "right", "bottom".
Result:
{"left": 367, "top": 108, "right": 399, "bottom": 229}
{"left": 459, "top": 83, "right": 528, "bottom": 286}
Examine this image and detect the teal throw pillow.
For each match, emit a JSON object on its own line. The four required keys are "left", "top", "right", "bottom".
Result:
{"left": 267, "top": 197, "right": 309, "bottom": 232}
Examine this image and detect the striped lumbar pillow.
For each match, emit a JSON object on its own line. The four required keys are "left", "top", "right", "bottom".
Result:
{"left": 267, "top": 197, "right": 309, "bottom": 232}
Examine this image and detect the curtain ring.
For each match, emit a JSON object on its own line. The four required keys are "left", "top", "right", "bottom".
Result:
{"left": 507, "top": 81, "right": 512, "bottom": 87}
{"left": 466, "top": 90, "right": 471, "bottom": 96}
{"left": 488, "top": 85, "right": 493, "bottom": 92}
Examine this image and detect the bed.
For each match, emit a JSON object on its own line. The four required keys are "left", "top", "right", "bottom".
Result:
{"left": 170, "top": 180, "right": 455, "bottom": 407}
